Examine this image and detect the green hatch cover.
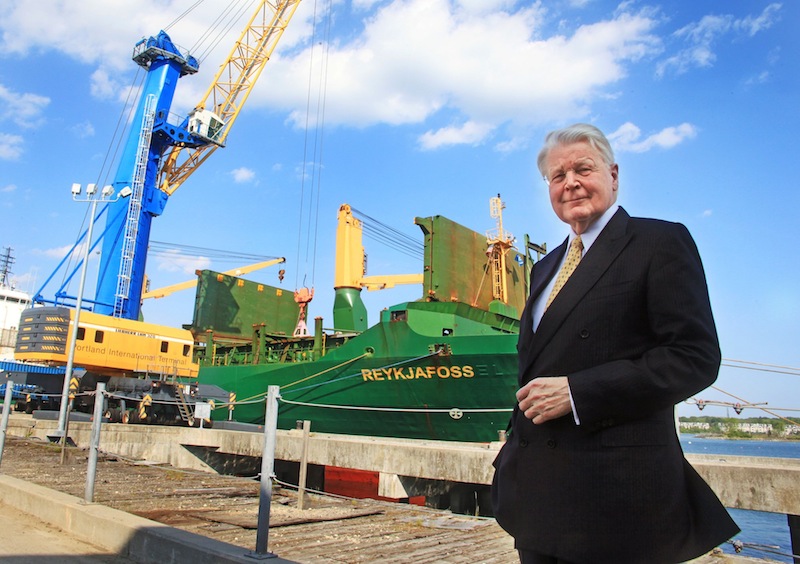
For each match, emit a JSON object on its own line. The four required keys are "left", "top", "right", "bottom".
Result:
{"left": 186, "top": 270, "right": 299, "bottom": 340}
{"left": 414, "top": 215, "right": 526, "bottom": 316}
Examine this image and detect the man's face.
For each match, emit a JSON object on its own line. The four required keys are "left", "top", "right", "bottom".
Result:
{"left": 545, "top": 141, "right": 618, "bottom": 234}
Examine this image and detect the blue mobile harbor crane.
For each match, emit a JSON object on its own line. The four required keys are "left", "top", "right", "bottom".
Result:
{"left": 29, "top": 1, "right": 302, "bottom": 321}
{"left": 14, "top": 2, "right": 302, "bottom": 425}
{"left": 94, "top": 31, "right": 202, "bottom": 320}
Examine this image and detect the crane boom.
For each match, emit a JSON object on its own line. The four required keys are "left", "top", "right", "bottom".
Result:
{"left": 159, "top": 0, "right": 303, "bottom": 196}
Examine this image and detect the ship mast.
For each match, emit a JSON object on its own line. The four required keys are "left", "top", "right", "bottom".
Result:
{"left": 485, "top": 195, "right": 514, "bottom": 303}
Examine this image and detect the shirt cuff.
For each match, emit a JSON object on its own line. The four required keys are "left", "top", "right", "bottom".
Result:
{"left": 568, "top": 382, "right": 580, "bottom": 425}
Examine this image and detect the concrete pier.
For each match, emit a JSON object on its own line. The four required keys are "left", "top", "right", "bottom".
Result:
{"left": 5, "top": 413, "right": 800, "bottom": 561}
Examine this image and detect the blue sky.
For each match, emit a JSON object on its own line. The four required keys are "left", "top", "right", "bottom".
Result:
{"left": 1, "top": 0, "right": 797, "bottom": 420}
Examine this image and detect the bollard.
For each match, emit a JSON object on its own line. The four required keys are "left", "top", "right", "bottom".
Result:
{"left": 298, "top": 420, "right": 311, "bottom": 510}
{"left": 84, "top": 382, "right": 106, "bottom": 503}
{"left": 248, "top": 385, "right": 280, "bottom": 559}
{"left": 0, "top": 380, "right": 14, "bottom": 469}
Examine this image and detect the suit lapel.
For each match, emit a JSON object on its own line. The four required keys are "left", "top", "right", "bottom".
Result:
{"left": 530, "top": 240, "right": 566, "bottom": 302}
{"left": 526, "top": 208, "right": 634, "bottom": 366}
{"left": 518, "top": 240, "right": 566, "bottom": 354}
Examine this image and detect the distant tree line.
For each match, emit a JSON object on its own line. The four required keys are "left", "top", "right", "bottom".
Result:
{"left": 679, "top": 416, "right": 800, "bottom": 439}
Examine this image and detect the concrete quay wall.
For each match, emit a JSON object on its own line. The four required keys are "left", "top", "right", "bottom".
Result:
{"left": 7, "top": 414, "right": 800, "bottom": 517}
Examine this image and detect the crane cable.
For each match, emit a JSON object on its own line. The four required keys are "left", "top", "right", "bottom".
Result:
{"left": 164, "top": 0, "right": 205, "bottom": 32}
{"left": 309, "top": 0, "right": 334, "bottom": 287}
{"left": 148, "top": 241, "right": 279, "bottom": 264}
{"left": 351, "top": 208, "right": 424, "bottom": 260}
{"left": 165, "top": 0, "right": 255, "bottom": 65}
{"left": 294, "top": 0, "right": 333, "bottom": 292}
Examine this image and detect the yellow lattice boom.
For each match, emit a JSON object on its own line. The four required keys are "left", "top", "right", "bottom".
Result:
{"left": 159, "top": 0, "right": 303, "bottom": 196}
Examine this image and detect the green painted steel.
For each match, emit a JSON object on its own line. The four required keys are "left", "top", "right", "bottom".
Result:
{"left": 189, "top": 270, "right": 299, "bottom": 342}
{"left": 332, "top": 287, "right": 368, "bottom": 333}
{"left": 416, "top": 215, "right": 527, "bottom": 317}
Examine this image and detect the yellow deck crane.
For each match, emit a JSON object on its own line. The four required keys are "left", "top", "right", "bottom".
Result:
{"left": 141, "top": 257, "right": 286, "bottom": 300}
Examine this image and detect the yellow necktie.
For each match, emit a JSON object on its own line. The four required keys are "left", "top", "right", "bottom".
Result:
{"left": 545, "top": 235, "right": 583, "bottom": 310}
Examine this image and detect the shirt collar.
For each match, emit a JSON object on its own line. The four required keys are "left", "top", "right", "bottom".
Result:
{"left": 570, "top": 204, "right": 618, "bottom": 253}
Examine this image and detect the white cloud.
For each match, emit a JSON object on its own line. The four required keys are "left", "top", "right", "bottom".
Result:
{"left": 41, "top": 244, "right": 82, "bottom": 260}
{"left": 6, "top": 0, "right": 769, "bottom": 155}
{"left": 735, "top": 3, "right": 782, "bottom": 36}
{"left": 744, "top": 71, "right": 770, "bottom": 87}
{"left": 0, "top": 133, "right": 24, "bottom": 160}
{"left": 71, "top": 121, "right": 96, "bottom": 139}
{"left": 90, "top": 68, "right": 125, "bottom": 101}
{"left": 418, "top": 121, "right": 493, "bottom": 150}
{"left": 0, "top": 1, "right": 666, "bottom": 151}
{"left": 0, "top": 1, "right": 204, "bottom": 69}
{"left": 261, "top": 0, "right": 661, "bottom": 147}
{"left": 495, "top": 136, "right": 528, "bottom": 153}
{"left": 608, "top": 122, "right": 697, "bottom": 153}
{"left": 455, "top": 0, "right": 519, "bottom": 16}
{"left": 0, "top": 84, "right": 50, "bottom": 128}
{"left": 231, "top": 167, "right": 256, "bottom": 183}
{"left": 153, "top": 250, "right": 211, "bottom": 275}
{"left": 352, "top": 0, "right": 384, "bottom": 11}
{"left": 657, "top": 4, "right": 782, "bottom": 77}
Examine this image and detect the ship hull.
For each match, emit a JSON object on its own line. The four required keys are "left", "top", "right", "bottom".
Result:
{"left": 199, "top": 302, "right": 520, "bottom": 443}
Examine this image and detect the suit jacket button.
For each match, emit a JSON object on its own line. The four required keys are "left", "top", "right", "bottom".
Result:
{"left": 546, "top": 439, "right": 556, "bottom": 449}
{"left": 579, "top": 329, "right": 590, "bottom": 339}
{"left": 519, "top": 438, "right": 529, "bottom": 447}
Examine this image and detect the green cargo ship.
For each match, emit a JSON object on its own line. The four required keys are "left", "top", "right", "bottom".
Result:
{"left": 191, "top": 198, "right": 544, "bottom": 443}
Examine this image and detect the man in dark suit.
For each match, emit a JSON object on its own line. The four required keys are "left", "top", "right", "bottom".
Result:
{"left": 491, "top": 124, "right": 739, "bottom": 563}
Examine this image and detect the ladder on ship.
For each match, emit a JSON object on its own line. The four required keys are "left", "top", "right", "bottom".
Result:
{"left": 150, "top": 367, "right": 195, "bottom": 425}
{"left": 114, "top": 94, "right": 155, "bottom": 317}
{"left": 174, "top": 385, "right": 194, "bottom": 424}
{"left": 486, "top": 195, "right": 513, "bottom": 303}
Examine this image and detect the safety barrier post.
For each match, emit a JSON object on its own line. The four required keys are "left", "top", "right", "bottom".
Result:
{"left": 249, "top": 385, "right": 280, "bottom": 559}
{"left": 84, "top": 382, "right": 106, "bottom": 503}
{"left": 0, "top": 380, "right": 13, "bottom": 469}
{"left": 297, "top": 420, "right": 311, "bottom": 510}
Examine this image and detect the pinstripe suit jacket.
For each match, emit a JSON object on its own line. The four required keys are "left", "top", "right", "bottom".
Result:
{"left": 491, "top": 207, "right": 739, "bottom": 563}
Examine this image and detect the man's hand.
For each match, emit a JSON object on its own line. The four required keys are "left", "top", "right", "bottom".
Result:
{"left": 516, "top": 376, "right": 572, "bottom": 424}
